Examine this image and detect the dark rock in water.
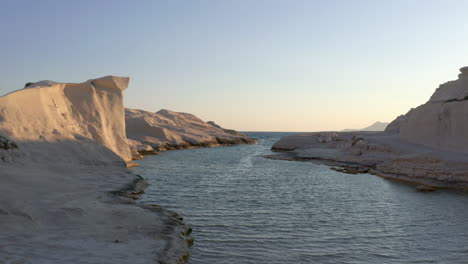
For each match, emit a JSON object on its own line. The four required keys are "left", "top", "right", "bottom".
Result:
{"left": 416, "top": 185, "right": 436, "bottom": 192}
{"left": 208, "top": 121, "right": 247, "bottom": 137}
{"left": 343, "top": 168, "right": 359, "bottom": 174}
{"left": 331, "top": 165, "right": 369, "bottom": 175}
{"left": 138, "top": 149, "right": 160, "bottom": 156}
{"left": 0, "top": 135, "right": 18, "bottom": 150}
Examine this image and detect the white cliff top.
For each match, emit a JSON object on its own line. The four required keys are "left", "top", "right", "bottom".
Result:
{"left": 0, "top": 75, "right": 132, "bottom": 163}
{"left": 429, "top": 67, "right": 468, "bottom": 103}
{"left": 125, "top": 108, "right": 252, "bottom": 150}
{"left": 0, "top": 76, "right": 188, "bottom": 263}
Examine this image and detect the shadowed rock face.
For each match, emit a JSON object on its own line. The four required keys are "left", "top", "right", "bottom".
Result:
{"left": 0, "top": 76, "right": 132, "bottom": 164}
{"left": 385, "top": 66, "right": 468, "bottom": 153}
{"left": 125, "top": 108, "right": 255, "bottom": 153}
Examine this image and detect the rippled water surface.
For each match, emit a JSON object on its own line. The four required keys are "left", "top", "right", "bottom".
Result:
{"left": 134, "top": 132, "right": 468, "bottom": 264}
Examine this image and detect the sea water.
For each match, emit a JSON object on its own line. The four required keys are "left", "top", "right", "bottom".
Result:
{"left": 134, "top": 132, "right": 468, "bottom": 264}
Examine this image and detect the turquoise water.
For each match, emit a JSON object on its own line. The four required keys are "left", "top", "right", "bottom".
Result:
{"left": 134, "top": 132, "right": 468, "bottom": 264}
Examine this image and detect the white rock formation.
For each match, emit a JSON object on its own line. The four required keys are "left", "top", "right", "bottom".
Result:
{"left": 428, "top": 66, "right": 468, "bottom": 103}
{"left": 0, "top": 77, "right": 190, "bottom": 263}
{"left": 125, "top": 108, "right": 255, "bottom": 152}
{"left": 0, "top": 76, "right": 132, "bottom": 163}
{"left": 270, "top": 67, "right": 468, "bottom": 188}
{"left": 387, "top": 66, "right": 468, "bottom": 153}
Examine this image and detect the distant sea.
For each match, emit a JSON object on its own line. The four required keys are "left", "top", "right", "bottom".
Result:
{"left": 134, "top": 132, "right": 468, "bottom": 264}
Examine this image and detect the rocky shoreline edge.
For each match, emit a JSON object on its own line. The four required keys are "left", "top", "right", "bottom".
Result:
{"left": 266, "top": 66, "right": 468, "bottom": 192}
{"left": 125, "top": 137, "right": 256, "bottom": 261}
{"left": 131, "top": 138, "right": 256, "bottom": 160}
{"left": 265, "top": 150, "right": 468, "bottom": 192}
{"left": 0, "top": 75, "right": 256, "bottom": 263}
{"left": 113, "top": 174, "right": 193, "bottom": 263}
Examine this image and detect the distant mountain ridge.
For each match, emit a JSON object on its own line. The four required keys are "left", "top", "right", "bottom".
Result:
{"left": 341, "top": 121, "right": 389, "bottom": 132}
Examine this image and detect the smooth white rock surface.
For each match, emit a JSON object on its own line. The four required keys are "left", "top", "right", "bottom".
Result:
{"left": 0, "top": 77, "right": 189, "bottom": 263}
{"left": 126, "top": 108, "right": 254, "bottom": 151}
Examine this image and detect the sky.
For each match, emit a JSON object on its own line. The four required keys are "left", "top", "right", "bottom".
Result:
{"left": 1, "top": 0, "right": 467, "bottom": 132}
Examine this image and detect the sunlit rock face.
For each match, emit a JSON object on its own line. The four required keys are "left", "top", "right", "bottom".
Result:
{"left": 0, "top": 76, "right": 132, "bottom": 164}
{"left": 125, "top": 108, "right": 255, "bottom": 152}
{"left": 387, "top": 66, "right": 468, "bottom": 153}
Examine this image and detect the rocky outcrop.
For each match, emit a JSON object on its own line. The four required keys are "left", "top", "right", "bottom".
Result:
{"left": 207, "top": 121, "right": 248, "bottom": 137}
{"left": 384, "top": 67, "right": 468, "bottom": 153}
{"left": 127, "top": 139, "right": 159, "bottom": 160}
{"left": 125, "top": 108, "right": 255, "bottom": 153}
{"left": 270, "top": 67, "right": 468, "bottom": 189}
{"left": 0, "top": 77, "right": 190, "bottom": 263}
{"left": 427, "top": 66, "right": 468, "bottom": 103}
{"left": 0, "top": 76, "right": 132, "bottom": 164}
{"left": 0, "top": 134, "right": 19, "bottom": 162}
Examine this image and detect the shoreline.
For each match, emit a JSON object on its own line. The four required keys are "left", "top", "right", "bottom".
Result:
{"left": 126, "top": 139, "right": 257, "bottom": 261}
{"left": 0, "top": 75, "right": 255, "bottom": 263}
{"left": 264, "top": 151, "right": 468, "bottom": 191}
{"left": 0, "top": 161, "right": 193, "bottom": 264}
{"left": 132, "top": 139, "right": 257, "bottom": 160}
{"left": 113, "top": 174, "right": 193, "bottom": 263}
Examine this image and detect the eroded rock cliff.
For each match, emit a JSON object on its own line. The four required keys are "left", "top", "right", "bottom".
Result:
{"left": 0, "top": 77, "right": 191, "bottom": 263}
{"left": 270, "top": 67, "right": 468, "bottom": 189}
{"left": 125, "top": 108, "right": 255, "bottom": 154}
{"left": 386, "top": 67, "right": 468, "bottom": 153}
{"left": 0, "top": 76, "right": 132, "bottom": 164}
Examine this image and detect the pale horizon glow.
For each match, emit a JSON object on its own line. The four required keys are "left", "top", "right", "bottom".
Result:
{"left": 1, "top": 0, "right": 467, "bottom": 132}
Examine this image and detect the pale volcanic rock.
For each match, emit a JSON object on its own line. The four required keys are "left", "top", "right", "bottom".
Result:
{"left": 127, "top": 139, "right": 158, "bottom": 160}
{"left": 0, "top": 77, "right": 190, "bottom": 263}
{"left": 270, "top": 67, "right": 468, "bottom": 188}
{"left": 429, "top": 67, "right": 468, "bottom": 103}
{"left": 388, "top": 66, "right": 468, "bottom": 153}
{"left": 125, "top": 108, "right": 255, "bottom": 151}
{"left": 0, "top": 76, "right": 132, "bottom": 164}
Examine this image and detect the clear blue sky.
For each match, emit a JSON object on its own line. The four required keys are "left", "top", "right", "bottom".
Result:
{"left": 1, "top": 0, "right": 467, "bottom": 131}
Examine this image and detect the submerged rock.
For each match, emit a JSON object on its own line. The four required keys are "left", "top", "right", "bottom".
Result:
{"left": 416, "top": 185, "right": 437, "bottom": 192}
{"left": 0, "top": 135, "right": 17, "bottom": 150}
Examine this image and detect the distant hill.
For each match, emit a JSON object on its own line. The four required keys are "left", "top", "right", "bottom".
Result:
{"left": 342, "top": 121, "right": 389, "bottom": 132}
